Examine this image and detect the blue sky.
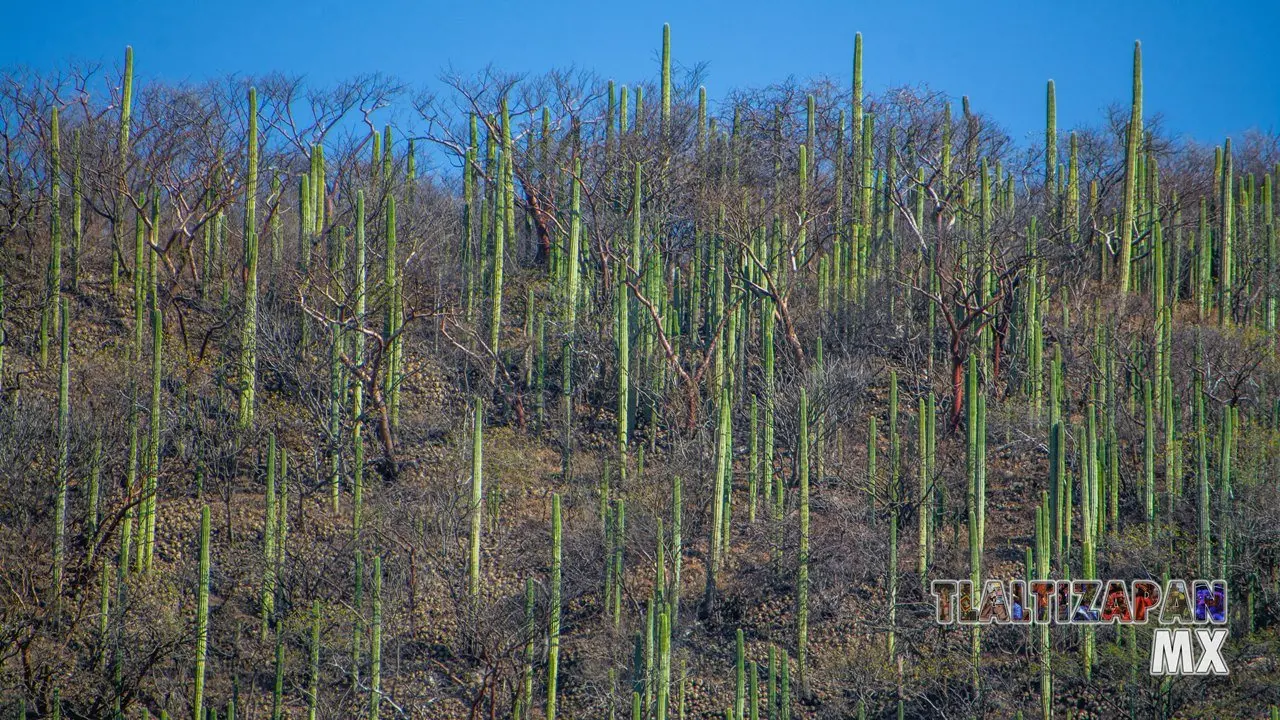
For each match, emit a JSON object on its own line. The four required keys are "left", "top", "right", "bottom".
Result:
{"left": 4, "top": 0, "right": 1277, "bottom": 146}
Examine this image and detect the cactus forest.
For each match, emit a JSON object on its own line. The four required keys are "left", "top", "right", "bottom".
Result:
{"left": 3, "top": 24, "right": 1280, "bottom": 720}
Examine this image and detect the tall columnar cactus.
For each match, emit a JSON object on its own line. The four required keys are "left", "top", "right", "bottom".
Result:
{"left": 489, "top": 101, "right": 510, "bottom": 377}
{"left": 1140, "top": 377, "right": 1155, "bottom": 542}
{"left": 261, "top": 435, "right": 278, "bottom": 636}
{"left": 1118, "top": 41, "right": 1143, "bottom": 294}
{"left": 660, "top": 24, "right": 671, "bottom": 134}
{"left": 237, "top": 87, "right": 259, "bottom": 429}
{"left": 1196, "top": 372, "right": 1211, "bottom": 576}
{"left": 657, "top": 610, "right": 672, "bottom": 720}
{"left": 41, "top": 105, "right": 61, "bottom": 368}
{"left": 369, "top": 555, "right": 383, "bottom": 719}
{"left": 671, "top": 475, "right": 683, "bottom": 629}
{"left": 328, "top": 220, "right": 347, "bottom": 514}
{"left": 384, "top": 193, "right": 401, "bottom": 429}
{"left": 735, "top": 628, "right": 746, "bottom": 720}
{"left": 858, "top": 115, "right": 875, "bottom": 293}
{"left": 617, "top": 263, "right": 630, "bottom": 477}
{"left": 797, "top": 145, "right": 809, "bottom": 262}
{"left": 307, "top": 599, "right": 321, "bottom": 720}
{"left": 1219, "top": 404, "right": 1234, "bottom": 579}
{"left": 966, "top": 355, "right": 983, "bottom": 690}
{"left": 852, "top": 32, "right": 864, "bottom": 154}
{"left": 562, "top": 157, "right": 583, "bottom": 479}
{"left": 142, "top": 303, "right": 163, "bottom": 572}
{"left": 1035, "top": 492, "right": 1051, "bottom": 720}
{"left": 1220, "top": 139, "right": 1234, "bottom": 326}
{"left": 469, "top": 397, "right": 484, "bottom": 598}
{"left": 749, "top": 396, "right": 759, "bottom": 523}
{"left": 1045, "top": 80, "right": 1057, "bottom": 206}
{"left": 113, "top": 46, "right": 135, "bottom": 296}
{"left": 707, "top": 386, "right": 731, "bottom": 607}
{"left": 133, "top": 208, "right": 146, "bottom": 361}
{"left": 351, "top": 191, "right": 368, "bottom": 521}
{"left": 796, "top": 388, "right": 810, "bottom": 698}
{"left": 352, "top": 549, "right": 364, "bottom": 690}
{"left": 52, "top": 298, "right": 70, "bottom": 601}
{"left": 887, "top": 371, "right": 899, "bottom": 661}
{"left": 613, "top": 497, "right": 626, "bottom": 629}
{"left": 548, "top": 494, "right": 563, "bottom": 720}
{"left": 917, "top": 393, "right": 934, "bottom": 582}
{"left": 193, "top": 505, "right": 210, "bottom": 720}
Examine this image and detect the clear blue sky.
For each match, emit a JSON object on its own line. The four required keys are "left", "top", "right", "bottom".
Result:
{"left": 4, "top": 0, "right": 1277, "bottom": 145}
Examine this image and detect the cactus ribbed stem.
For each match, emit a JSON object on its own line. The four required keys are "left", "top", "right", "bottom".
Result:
{"left": 796, "top": 388, "right": 810, "bottom": 698}
{"left": 193, "top": 505, "right": 210, "bottom": 720}
{"left": 237, "top": 87, "right": 259, "bottom": 429}
{"left": 369, "top": 555, "right": 382, "bottom": 719}
{"left": 660, "top": 24, "right": 671, "bottom": 134}
{"left": 469, "top": 397, "right": 484, "bottom": 598}
{"left": 548, "top": 494, "right": 563, "bottom": 720}
{"left": 887, "top": 371, "right": 899, "bottom": 661}
{"left": 1118, "top": 42, "right": 1143, "bottom": 293}
{"left": 52, "top": 298, "right": 70, "bottom": 602}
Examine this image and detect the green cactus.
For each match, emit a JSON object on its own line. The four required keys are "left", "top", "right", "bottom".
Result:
{"left": 618, "top": 263, "right": 630, "bottom": 478}
{"left": 1196, "top": 371, "right": 1211, "bottom": 576}
{"left": 1118, "top": 41, "right": 1143, "bottom": 293}
{"left": 142, "top": 303, "right": 163, "bottom": 573}
{"left": 660, "top": 24, "right": 671, "bottom": 134}
{"left": 369, "top": 554, "right": 383, "bottom": 719}
{"left": 671, "top": 475, "right": 683, "bottom": 629}
{"left": 887, "top": 371, "right": 899, "bottom": 661}
{"left": 352, "top": 191, "right": 368, "bottom": 521}
{"left": 52, "top": 297, "right": 70, "bottom": 602}
{"left": 852, "top": 32, "right": 864, "bottom": 153}
{"left": 384, "top": 193, "right": 401, "bottom": 429}
{"left": 548, "top": 493, "right": 563, "bottom": 720}
{"left": 657, "top": 610, "right": 671, "bottom": 720}
{"left": 1144, "top": 378, "right": 1155, "bottom": 540}
{"left": 237, "top": 87, "right": 259, "bottom": 429}
{"left": 707, "top": 386, "right": 731, "bottom": 607}
{"left": 1220, "top": 139, "right": 1234, "bottom": 326}
{"left": 1045, "top": 80, "right": 1057, "bottom": 205}
{"left": 966, "top": 355, "right": 983, "bottom": 690}
{"left": 193, "top": 505, "right": 210, "bottom": 720}
{"left": 613, "top": 497, "right": 626, "bottom": 629}
{"left": 469, "top": 396, "right": 484, "bottom": 598}
{"left": 307, "top": 599, "right": 320, "bottom": 720}
{"left": 41, "top": 105, "right": 61, "bottom": 369}
{"left": 797, "top": 388, "right": 810, "bottom": 698}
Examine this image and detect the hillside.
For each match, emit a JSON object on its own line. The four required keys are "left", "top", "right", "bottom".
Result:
{"left": 2, "top": 28, "right": 1280, "bottom": 720}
